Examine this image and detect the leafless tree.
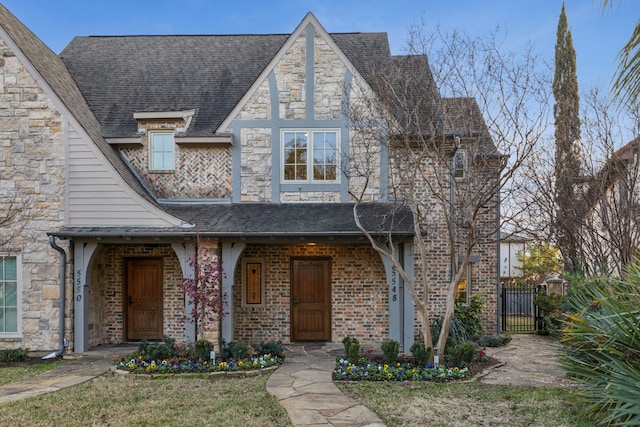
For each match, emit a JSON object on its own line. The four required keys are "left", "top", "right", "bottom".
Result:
{"left": 0, "top": 192, "right": 32, "bottom": 249}
{"left": 576, "top": 89, "right": 640, "bottom": 276}
{"left": 346, "top": 26, "right": 551, "bottom": 356}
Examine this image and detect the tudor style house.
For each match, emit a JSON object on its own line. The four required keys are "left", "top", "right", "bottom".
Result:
{"left": 0, "top": 4, "right": 499, "bottom": 354}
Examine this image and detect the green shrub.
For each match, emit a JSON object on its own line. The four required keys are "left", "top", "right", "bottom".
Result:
{"left": 475, "top": 333, "right": 512, "bottom": 347}
{"left": 410, "top": 340, "right": 431, "bottom": 366}
{"left": 561, "top": 270, "right": 640, "bottom": 425}
{"left": 342, "top": 336, "right": 361, "bottom": 361}
{"left": 254, "top": 340, "right": 283, "bottom": 358}
{"left": 136, "top": 336, "right": 177, "bottom": 361}
{"left": 220, "top": 340, "right": 251, "bottom": 360}
{"left": 342, "top": 337, "right": 360, "bottom": 362}
{"left": 445, "top": 342, "right": 477, "bottom": 368}
{"left": 0, "top": 348, "right": 29, "bottom": 363}
{"left": 381, "top": 339, "right": 400, "bottom": 364}
{"left": 534, "top": 291, "right": 565, "bottom": 336}
{"left": 193, "top": 340, "right": 213, "bottom": 361}
{"left": 455, "top": 294, "right": 485, "bottom": 338}
{"left": 431, "top": 316, "right": 469, "bottom": 345}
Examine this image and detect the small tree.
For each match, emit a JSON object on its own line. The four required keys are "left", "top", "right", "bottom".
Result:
{"left": 180, "top": 248, "right": 225, "bottom": 341}
{"left": 516, "top": 242, "right": 562, "bottom": 288}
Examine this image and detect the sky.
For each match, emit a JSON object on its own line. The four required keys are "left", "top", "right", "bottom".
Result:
{"left": 2, "top": 0, "right": 639, "bottom": 92}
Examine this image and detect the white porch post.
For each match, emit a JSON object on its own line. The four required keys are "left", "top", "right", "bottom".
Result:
{"left": 73, "top": 241, "right": 98, "bottom": 353}
{"left": 171, "top": 242, "right": 196, "bottom": 342}
{"left": 221, "top": 241, "right": 245, "bottom": 343}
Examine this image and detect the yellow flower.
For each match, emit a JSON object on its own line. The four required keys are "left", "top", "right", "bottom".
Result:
{"left": 347, "top": 365, "right": 353, "bottom": 372}
{"left": 387, "top": 373, "right": 393, "bottom": 379}
{"left": 383, "top": 364, "right": 389, "bottom": 370}
{"left": 396, "top": 362, "right": 400, "bottom": 368}
{"left": 150, "top": 361, "right": 156, "bottom": 369}
{"left": 253, "top": 360, "right": 258, "bottom": 367}
{"left": 238, "top": 360, "right": 243, "bottom": 366}
{"left": 412, "top": 369, "right": 416, "bottom": 374}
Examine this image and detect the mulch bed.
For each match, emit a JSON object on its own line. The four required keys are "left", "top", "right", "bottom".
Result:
{"left": 0, "top": 356, "right": 63, "bottom": 368}
{"left": 466, "top": 356, "right": 501, "bottom": 378}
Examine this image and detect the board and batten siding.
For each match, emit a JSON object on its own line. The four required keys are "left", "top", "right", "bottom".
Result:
{"left": 66, "top": 125, "right": 181, "bottom": 227}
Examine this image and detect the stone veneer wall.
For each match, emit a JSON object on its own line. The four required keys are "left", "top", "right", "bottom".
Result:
{"left": 0, "top": 39, "right": 66, "bottom": 351}
{"left": 88, "top": 244, "right": 185, "bottom": 346}
{"left": 232, "top": 243, "right": 388, "bottom": 347}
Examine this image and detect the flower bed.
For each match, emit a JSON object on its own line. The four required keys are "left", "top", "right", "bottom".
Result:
{"left": 333, "top": 358, "right": 469, "bottom": 381}
{"left": 115, "top": 353, "right": 281, "bottom": 374}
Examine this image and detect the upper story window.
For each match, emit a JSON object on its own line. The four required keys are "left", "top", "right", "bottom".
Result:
{"left": 282, "top": 130, "right": 338, "bottom": 182}
{"left": 0, "top": 255, "right": 20, "bottom": 336}
{"left": 150, "top": 132, "right": 175, "bottom": 171}
{"left": 453, "top": 150, "right": 467, "bottom": 179}
{"left": 454, "top": 150, "right": 466, "bottom": 179}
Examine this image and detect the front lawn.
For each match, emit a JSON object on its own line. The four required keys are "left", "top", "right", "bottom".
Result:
{"left": 0, "top": 373, "right": 291, "bottom": 426}
{"left": 337, "top": 381, "right": 596, "bottom": 426}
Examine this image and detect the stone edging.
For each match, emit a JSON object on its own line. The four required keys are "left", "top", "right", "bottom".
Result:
{"left": 110, "top": 364, "right": 279, "bottom": 379}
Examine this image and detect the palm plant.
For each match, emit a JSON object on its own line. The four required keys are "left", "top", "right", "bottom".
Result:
{"left": 560, "top": 265, "right": 640, "bottom": 425}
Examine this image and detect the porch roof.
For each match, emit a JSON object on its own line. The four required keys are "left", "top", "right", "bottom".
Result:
{"left": 50, "top": 203, "right": 414, "bottom": 239}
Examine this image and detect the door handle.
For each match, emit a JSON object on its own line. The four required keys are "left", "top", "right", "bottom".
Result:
{"left": 128, "top": 295, "right": 133, "bottom": 306}
{"left": 293, "top": 296, "right": 298, "bottom": 305}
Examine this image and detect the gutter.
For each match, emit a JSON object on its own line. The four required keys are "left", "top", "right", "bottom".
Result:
{"left": 44, "top": 235, "right": 66, "bottom": 359}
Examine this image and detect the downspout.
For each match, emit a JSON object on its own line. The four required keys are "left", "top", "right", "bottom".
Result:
{"left": 44, "top": 235, "right": 66, "bottom": 359}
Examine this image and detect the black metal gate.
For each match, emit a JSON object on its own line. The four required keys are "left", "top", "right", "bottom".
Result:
{"left": 501, "top": 286, "right": 544, "bottom": 333}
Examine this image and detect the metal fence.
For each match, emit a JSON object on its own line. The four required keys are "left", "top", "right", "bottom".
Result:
{"left": 501, "top": 286, "right": 544, "bottom": 333}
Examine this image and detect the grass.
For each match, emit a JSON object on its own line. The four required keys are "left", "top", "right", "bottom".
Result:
{"left": 0, "top": 360, "right": 66, "bottom": 386}
{"left": 503, "top": 314, "right": 536, "bottom": 333}
{"left": 336, "top": 380, "right": 596, "bottom": 427}
{"left": 0, "top": 372, "right": 291, "bottom": 426}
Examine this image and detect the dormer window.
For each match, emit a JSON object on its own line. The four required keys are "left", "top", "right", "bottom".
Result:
{"left": 150, "top": 132, "right": 175, "bottom": 171}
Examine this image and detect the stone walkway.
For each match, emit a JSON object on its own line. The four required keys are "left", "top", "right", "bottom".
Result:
{"left": 266, "top": 344, "right": 385, "bottom": 427}
{"left": 478, "top": 334, "right": 577, "bottom": 388}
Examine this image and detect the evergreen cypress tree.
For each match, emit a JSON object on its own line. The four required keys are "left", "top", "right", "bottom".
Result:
{"left": 553, "top": 2, "right": 582, "bottom": 272}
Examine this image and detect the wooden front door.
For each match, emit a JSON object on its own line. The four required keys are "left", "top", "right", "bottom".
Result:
{"left": 291, "top": 258, "right": 331, "bottom": 341}
{"left": 125, "top": 258, "right": 163, "bottom": 341}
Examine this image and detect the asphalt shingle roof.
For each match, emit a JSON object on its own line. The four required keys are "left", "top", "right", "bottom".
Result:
{"left": 50, "top": 203, "right": 414, "bottom": 237}
{"left": 60, "top": 32, "right": 391, "bottom": 138}
{"left": 0, "top": 4, "right": 159, "bottom": 205}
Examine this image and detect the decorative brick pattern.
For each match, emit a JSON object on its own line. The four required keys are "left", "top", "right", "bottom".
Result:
{"left": 232, "top": 243, "right": 388, "bottom": 349}
{"left": 120, "top": 126, "right": 232, "bottom": 199}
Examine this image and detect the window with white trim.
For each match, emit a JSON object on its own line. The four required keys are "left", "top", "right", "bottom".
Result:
{"left": 0, "top": 255, "right": 20, "bottom": 335}
{"left": 150, "top": 132, "right": 175, "bottom": 171}
{"left": 282, "top": 130, "right": 338, "bottom": 182}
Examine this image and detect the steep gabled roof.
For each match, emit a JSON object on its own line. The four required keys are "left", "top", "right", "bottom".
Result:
{"left": 60, "top": 31, "right": 392, "bottom": 138}
{"left": 442, "top": 97, "right": 499, "bottom": 155}
{"left": 0, "top": 4, "right": 159, "bottom": 206}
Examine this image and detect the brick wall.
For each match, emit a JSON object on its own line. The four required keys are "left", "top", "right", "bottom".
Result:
{"left": 232, "top": 243, "right": 388, "bottom": 348}
{"left": 88, "top": 244, "right": 185, "bottom": 346}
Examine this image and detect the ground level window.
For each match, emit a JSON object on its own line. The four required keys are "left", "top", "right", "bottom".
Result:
{"left": 455, "top": 264, "right": 471, "bottom": 305}
{"left": 243, "top": 260, "right": 265, "bottom": 307}
{"left": 0, "top": 255, "right": 19, "bottom": 334}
